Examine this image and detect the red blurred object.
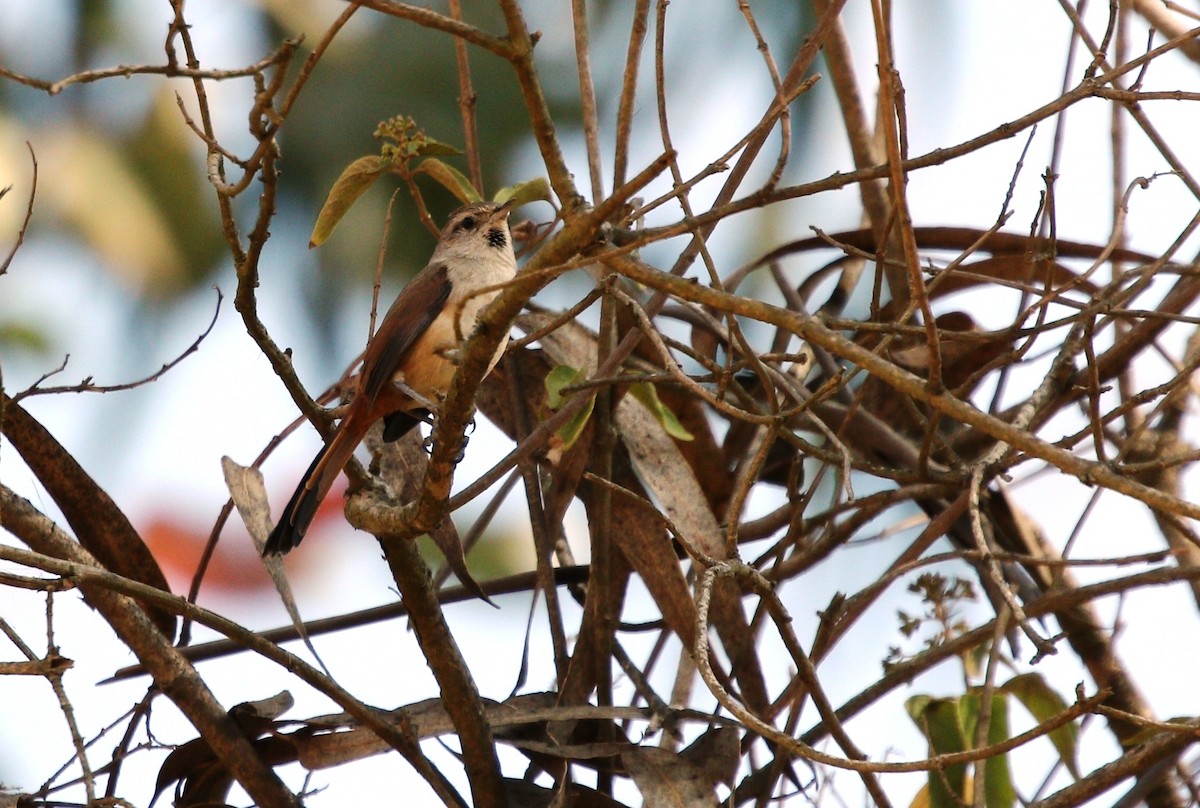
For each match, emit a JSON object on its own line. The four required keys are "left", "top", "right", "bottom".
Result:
{"left": 139, "top": 479, "right": 348, "bottom": 593}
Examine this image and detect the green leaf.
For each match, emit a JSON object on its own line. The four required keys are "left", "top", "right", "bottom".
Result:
{"left": 630, "top": 382, "right": 694, "bottom": 441}
{"left": 309, "top": 155, "right": 387, "bottom": 247}
{"left": 494, "top": 176, "right": 552, "bottom": 208}
{"left": 407, "top": 136, "right": 461, "bottom": 158}
{"left": 413, "top": 158, "right": 481, "bottom": 204}
{"left": 544, "top": 365, "right": 584, "bottom": 409}
{"left": 0, "top": 320, "right": 52, "bottom": 354}
{"left": 905, "top": 695, "right": 936, "bottom": 722}
{"left": 961, "top": 690, "right": 1017, "bottom": 808}
{"left": 982, "top": 695, "right": 1016, "bottom": 808}
{"left": 906, "top": 696, "right": 969, "bottom": 808}
{"left": 1002, "top": 673, "right": 1080, "bottom": 779}
{"left": 544, "top": 365, "right": 594, "bottom": 450}
{"left": 555, "top": 396, "right": 595, "bottom": 451}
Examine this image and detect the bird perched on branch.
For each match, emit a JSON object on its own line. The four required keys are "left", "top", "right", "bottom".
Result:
{"left": 264, "top": 200, "right": 517, "bottom": 555}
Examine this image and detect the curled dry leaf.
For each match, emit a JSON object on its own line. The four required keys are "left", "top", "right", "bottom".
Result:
{"left": 152, "top": 692, "right": 297, "bottom": 807}
{"left": 679, "top": 726, "right": 741, "bottom": 789}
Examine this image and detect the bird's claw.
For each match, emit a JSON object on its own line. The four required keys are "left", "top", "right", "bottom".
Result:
{"left": 423, "top": 433, "right": 468, "bottom": 463}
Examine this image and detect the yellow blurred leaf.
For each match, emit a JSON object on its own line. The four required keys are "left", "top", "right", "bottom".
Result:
{"left": 36, "top": 127, "right": 186, "bottom": 292}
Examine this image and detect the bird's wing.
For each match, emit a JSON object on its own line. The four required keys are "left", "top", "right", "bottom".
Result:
{"left": 362, "top": 262, "right": 451, "bottom": 408}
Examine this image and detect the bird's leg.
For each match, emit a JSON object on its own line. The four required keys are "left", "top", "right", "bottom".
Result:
{"left": 421, "top": 409, "right": 469, "bottom": 463}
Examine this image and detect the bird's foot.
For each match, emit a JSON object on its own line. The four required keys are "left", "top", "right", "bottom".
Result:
{"left": 422, "top": 433, "right": 468, "bottom": 463}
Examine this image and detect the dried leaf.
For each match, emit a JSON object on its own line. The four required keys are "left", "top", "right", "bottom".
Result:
{"left": 524, "top": 315, "right": 772, "bottom": 711}
{"left": 524, "top": 318, "right": 705, "bottom": 643}
{"left": 616, "top": 392, "right": 723, "bottom": 560}
{"left": 525, "top": 317, "right": 770, "bottom": 713}
{"left": 887, "top": 312, "right": 1014, "bottom": 392}
{"left": 622, "top": 746, "right": 719, "bottom": 807}
{"left": 679, "top": 727, "right": 740, "bottom": 788}
{"left": 152, "top": 693, "right": 296, "bottom": 807}
{"left": 1, "top": 397, "right": 177, "bottom": 640}
{"left": 688, "top": 321, "right": 722, "bottom": 365}
{"left": 222, "top": 457, "right": 328, "bottom": 670}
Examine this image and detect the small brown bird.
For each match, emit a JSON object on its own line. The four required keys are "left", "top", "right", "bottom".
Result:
{"left": 264, "top": 201, "right": 517, "bottom": 555}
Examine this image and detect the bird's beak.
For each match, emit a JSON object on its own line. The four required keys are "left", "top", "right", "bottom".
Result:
{"left": 495, "top": 198, "right": 515, "bottom": 218}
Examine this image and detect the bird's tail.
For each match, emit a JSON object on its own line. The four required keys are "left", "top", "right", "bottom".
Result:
{"left": 263, "top": 423, "right": 361, "bottom": 556}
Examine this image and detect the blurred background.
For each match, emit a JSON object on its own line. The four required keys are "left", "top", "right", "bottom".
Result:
{"left": 1, "top": 0, "right": 1198, "bottom": 805}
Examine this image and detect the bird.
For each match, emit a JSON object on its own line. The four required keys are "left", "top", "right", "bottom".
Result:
{"left": 264, "top": 200, "right": 518, "bottom": 555}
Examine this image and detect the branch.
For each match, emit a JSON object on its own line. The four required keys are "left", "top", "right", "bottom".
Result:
{"left": 0, "top": 490, "right": 296, "bottom": 807}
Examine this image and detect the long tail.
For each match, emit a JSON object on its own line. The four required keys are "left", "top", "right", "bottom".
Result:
{"left": 263, "top": 418, "right": 364, "bottom": 555}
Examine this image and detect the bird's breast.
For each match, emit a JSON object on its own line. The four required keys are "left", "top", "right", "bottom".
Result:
{"left": 395, "top": 285, "right": 510, "bottom": 401}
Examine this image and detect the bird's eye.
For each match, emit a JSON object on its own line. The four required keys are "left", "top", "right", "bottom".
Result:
{"left": 458, "top": 215, "right": 477, "bottom": 231}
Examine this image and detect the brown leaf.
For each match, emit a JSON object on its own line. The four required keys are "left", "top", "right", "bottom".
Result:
{"left": 887, "top": 312, "right": 1014, "bottom": 391}
{"left": 558, "top": 518, "right": 632, "bottom": 708}
{"left": 1, "top": 395, "right": 177, "bottom": 640}
{"left": 512, "top": 317, "right": 770, "bottom": 710}
{"left": 502, "top": 779, "right": 630, "bottom": 808}
{"left": 679, "top": 727, "right": 741, "bottom": 788}
{"left": 615, "top": 393, "right": 724, "bottom": 560}
{"left": 622, "top": 745, "right": 720, "bottom": 808}
{"left": 371, "top": 428, "right": 492, "bottom": 604}
{"left": 928, "top": 254, "right": 1099, "bottom": 301}
{"left": 152, "top": 693, "right": 297, "bottom": 807}
{"left": 746, "top": 226, "right": 1155, "bottom": 293}
{"left": 527, "top": 314, "right": 726, "bottom": 561}
{"left": 484, "top": 328, "right": 703, "bottom": 658}
{"left": 297, "top": 692, "right": 560, "bottom": 769}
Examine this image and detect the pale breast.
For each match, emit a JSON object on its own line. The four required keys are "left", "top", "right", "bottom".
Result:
{"left": 393, "top": 277, "right": 511, "bottom": 402}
